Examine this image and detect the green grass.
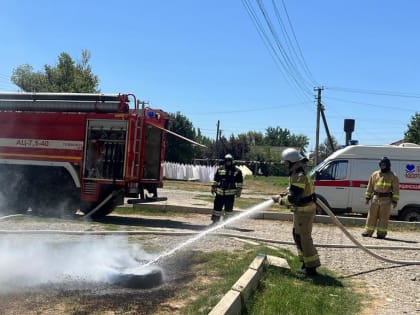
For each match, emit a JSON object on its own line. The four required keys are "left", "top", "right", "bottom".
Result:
{"left": 387, "top": 223, "right": 419, "bottom": 232}
{"left": 163, "top": 176, "right": 289, "bottom": 194}
{"left": 192, "top": 193, "right": 279, "bottom": 210}
{"left": 246, "top": 266, "right": 362, "bottom": 315}
{"left": 180, "top": 246, "right": 363, "bottom": 315}
{"left": 114, "top": 206, "right": 175, "bottom": 216}
{"left": 243, "top": 175, "right": 289, "bottom": 194}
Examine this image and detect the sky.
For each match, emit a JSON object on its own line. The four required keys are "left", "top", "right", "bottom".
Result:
{"left": 0, "top": 0, "right": 419, "bottom": 153}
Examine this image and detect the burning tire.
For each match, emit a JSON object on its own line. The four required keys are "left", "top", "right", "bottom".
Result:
{"left": 110, "top": 267, "right": 163, "bottom": 289}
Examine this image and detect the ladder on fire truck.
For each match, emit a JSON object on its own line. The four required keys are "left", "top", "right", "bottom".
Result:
{"left": 130, "top": 100, "right": 144, "bottom": 195}
{"left": 129, "top": 100, "right": 164, "bottom": 201}
{"left": 0, "top": 92, "right": 132, "bottom": 113}
{"left": 0, "top": 92, "right": 136, "bottom": 215}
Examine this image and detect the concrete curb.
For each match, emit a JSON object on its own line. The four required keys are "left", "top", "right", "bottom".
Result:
{"left": 208, "top": 254, "right": 290, "bottom": 315}
{"left": 133, "top": 203, "right": 420, "bottom": 228}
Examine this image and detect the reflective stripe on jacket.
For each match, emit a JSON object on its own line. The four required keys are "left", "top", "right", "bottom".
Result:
{"left": 365, "top": 170, "right": 400, "bottom": 202}
{"left": 283, "top": 161, "right": 315, "bottom": 211}
{"left": 212, "top": 165, "right": 243, "bottom": 196}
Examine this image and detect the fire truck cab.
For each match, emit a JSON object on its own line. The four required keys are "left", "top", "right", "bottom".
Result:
{"left": 0, "top": 92, "right": 169, "bottom": 218}
{"left": 311, "top": 144, "right": 420, "bottom": 221}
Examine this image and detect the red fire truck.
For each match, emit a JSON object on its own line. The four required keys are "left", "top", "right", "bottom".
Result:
{"left": 0, "top": 92, "right": 170, "bottom": 218}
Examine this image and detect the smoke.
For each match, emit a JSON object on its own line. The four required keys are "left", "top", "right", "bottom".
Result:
{"left": 0, "top": 235, "right": 158, "bottom": 293}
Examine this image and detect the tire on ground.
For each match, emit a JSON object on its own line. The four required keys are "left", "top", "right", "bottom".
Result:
{"left": 110, "top": 268, "right": 163, "bottom": 289}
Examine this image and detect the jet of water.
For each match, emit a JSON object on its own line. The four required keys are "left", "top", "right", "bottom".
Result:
{"left": 144, "top": 199, "right": 274, "bottom": 267}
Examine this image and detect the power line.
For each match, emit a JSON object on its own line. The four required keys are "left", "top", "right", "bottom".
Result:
{"left": 275, "top": 0, "right": 317, "bottom": 85}
{"left": 242, "top": 0, "right": 290, "bottom": 79}
{"left": 0, "top": 82, "right": 18, "bottom": 91}
{"left": 184, "top": 100, "right": 313, "bottom": 115}
{"left": 325, "top": 86, "right": 420, "bottom": 99}
{"left": 0, "top": 73, "right": 18, "bottom": 91}
{"left": 0, "top": 72, "right": 12, "bottom": 79}
{"left": 242, "top": 0, "right": 315, "bottom": 104}
{"left": 324, "top": 96, "right": 419, "bottom": 112}
{"left": 255, "top": 0, "right": 313, "bottom": 96}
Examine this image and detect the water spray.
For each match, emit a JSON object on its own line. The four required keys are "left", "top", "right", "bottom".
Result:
{"left": 144, "top": 199, "right": 275, "bottom": 267}
{"left": 106, "top": 200, "right": 274, "bottom": 289}
{"left": 0, "top": 198, "right": 417, "bottom": 291}
{"left": 140, "top": 197, "right": 419, "bottom": 270}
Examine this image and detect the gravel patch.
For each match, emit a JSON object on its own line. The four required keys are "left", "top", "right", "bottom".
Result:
{"left": 0, "top": 188, "right": 418, "bottom": 315}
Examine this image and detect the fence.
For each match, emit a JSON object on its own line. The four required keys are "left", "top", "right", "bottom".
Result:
{"left": 163, "top": 162, "right": 252, "bottom": 183}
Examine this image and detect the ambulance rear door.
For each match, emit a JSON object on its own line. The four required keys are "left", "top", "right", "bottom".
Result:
{"left": 347, "top": 159, "right": 378, "bottom": 214}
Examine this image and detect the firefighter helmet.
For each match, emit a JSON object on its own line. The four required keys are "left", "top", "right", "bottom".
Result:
{"left": 224, "top": 154, "right": 233, "bottom": 160}
{"left": 281, "top": 148, "right": 306, "bottom": 163}
{"left": 379, "top": 156, "right": 391, "bottom": 170}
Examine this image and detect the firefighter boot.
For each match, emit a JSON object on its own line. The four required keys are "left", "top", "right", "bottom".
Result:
{"left": 209, "top": 215, "right": 221, "bottom": 226}
{"left": 298, "top": 266, "right": 318, "bottom": 277}
{"left": 361, "top": 231, "right": 372, "bottom": 237}
{"left": 305, "top": 267, "right": 318, "bottom": 276}
{"left": 298, "top": 265, "right": 318, "bottom": 277}
{"left": 298, "top": 261, "right": 319, "bottom": 276}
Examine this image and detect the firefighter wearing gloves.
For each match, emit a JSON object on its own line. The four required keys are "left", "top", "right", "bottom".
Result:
{"left": 362, "top": 157, "right": 399, "bottom": 239}
{"left": 272, "top": 148, "right": 320, "bottom": 276}
{"left": 210, "top": 154, "right": 243, "bottom": 225}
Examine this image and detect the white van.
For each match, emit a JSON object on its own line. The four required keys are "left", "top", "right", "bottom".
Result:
{"left": 311, "top": 143, "right": 420, "bottom": 221}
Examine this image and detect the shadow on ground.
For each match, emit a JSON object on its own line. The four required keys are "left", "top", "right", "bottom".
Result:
{"left": 96, "top": 215, "right": 208, "bottom": 231}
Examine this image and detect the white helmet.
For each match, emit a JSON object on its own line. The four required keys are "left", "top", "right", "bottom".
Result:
{"left": 281, "top": 148, "right": 306, "bottom": 163}
{"left": 224, "top": 154, "right": 233, "bottom": 160}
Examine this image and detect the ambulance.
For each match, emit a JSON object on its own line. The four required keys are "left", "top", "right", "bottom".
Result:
{"left": 311, "top": 143, "right": 420, "bottom": 221}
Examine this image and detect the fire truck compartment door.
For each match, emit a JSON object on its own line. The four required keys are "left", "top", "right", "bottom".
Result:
{"left": 84, "top": 119, "right": 127, "bottom": 180}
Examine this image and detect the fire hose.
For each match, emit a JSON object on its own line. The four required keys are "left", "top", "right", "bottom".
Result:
{"left": 315, "top": 198, "right": 420, "bottom": 265}
{"left": 0, "top": 200, "right": 419, "bottom": 265}
{"left": 83, "top": 191, "right": 116, "bottom": 218}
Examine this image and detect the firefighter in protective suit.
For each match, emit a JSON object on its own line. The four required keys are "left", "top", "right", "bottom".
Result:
{"left": 272, "top": 148, "right": 320, "bottom": 276}
{"left": 210, "top": 154, "right": 243, "bottom": 225}
{"left": 362, "top": 157, "right": 399, "bottom": 239}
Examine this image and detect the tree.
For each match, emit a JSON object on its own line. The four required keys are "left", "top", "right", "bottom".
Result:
{"left": 262, "top": 126, "right": 309, "bottom": 151}
{"left": 264, "top": 127, "right": 291, "bottom": 146}
{"left": 246, "top": 131, "right": 264, "bottom": 146}
{"left": 11, "top": 50, "right": 99, "bottom": 93}
{"left": 404, "top": 113, "right": 420, "bottom": 144}
{"left": 225, "top": 133, "right": 250, "bottom": 161}
{"left": 165, "top": 112, "right": 197, "bottom": 163}
{"left": 317, "top": 136, "right": 340, "bottom": 163}
{"left": 194, "top": 128, "right": 213, "bottom": 159}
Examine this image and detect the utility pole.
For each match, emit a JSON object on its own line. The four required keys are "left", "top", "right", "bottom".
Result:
{"left": 314, "top": 87, "right": 323, "bottom": 166}
{"left": 314, "top": 86, "right": 335, "bottom": 166}
{"left": 321, "top": 107, "right": 336, "bottom": 153}
{"left": 216, "top": 120, "right": 220, "bottom": 158}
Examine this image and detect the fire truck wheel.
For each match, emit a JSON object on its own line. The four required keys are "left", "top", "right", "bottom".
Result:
{"left": 110, "top": 267, "right": 163, "bottom": 289}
